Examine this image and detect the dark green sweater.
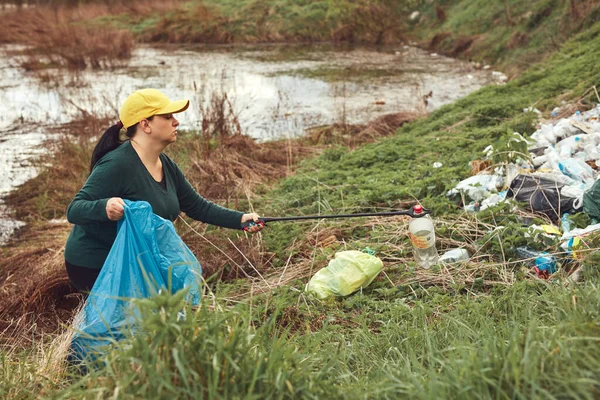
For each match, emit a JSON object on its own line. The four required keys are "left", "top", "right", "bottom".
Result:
{"left": 65, "top": 141, "right": 243, "bottom": 270}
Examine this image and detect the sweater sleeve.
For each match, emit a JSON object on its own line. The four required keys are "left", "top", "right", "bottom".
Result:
{"left": 174, "top": 163, "right": 243, "bottom": 230}
{"left": 66, "top": 155, "right": 123, "bottom": 225}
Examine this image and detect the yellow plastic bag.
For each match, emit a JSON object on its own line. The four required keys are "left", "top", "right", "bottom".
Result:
{"left": 306, "top": 250, "right": 383, "bottom": 299}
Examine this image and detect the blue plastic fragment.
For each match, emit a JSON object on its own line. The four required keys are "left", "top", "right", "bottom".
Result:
{"left": 534, "top": 252, "right": 558, "bottom": 274}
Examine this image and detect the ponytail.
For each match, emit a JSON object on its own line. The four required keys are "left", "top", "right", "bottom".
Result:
{"left": 90, "top": 123, "right": 123, "bottom": 172}
{"left": 89, "top": 118, "right": 150, "bottom": 172}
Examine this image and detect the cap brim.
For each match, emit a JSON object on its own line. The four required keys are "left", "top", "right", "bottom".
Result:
{"left": 157, "top": 99, "right": 190, "bottom": 115}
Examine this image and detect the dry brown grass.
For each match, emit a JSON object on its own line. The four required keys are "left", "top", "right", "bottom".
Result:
{"left": 0, "top": 221, "right": 79, "bottom": 338}
{"left": 0, "top": 1, "right": 182, "bottom": 70}
{"left": 142, "top": 2, "right": 233, "bottom": 43}
{"left": 306, "top": 111, "right": 420, "bottom": 148}
{"left": 175, "top": 134, "right": 321, "bottom": 204}
{"left": 5, "top": 121, "right": 102, "bottom": 222}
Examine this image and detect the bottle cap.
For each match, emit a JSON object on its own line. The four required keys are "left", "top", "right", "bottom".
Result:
{"left": 414, "top": 205, "right": 423, "bottom": 214}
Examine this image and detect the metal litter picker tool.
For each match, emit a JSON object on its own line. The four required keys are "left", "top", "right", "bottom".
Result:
{"left": 242, "top": 205, "right": 431, "bottom": 231}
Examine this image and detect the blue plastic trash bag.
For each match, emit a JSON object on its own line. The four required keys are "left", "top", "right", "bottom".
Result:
{"left": 70, "top": 200, "right": 202, "bottom": 362}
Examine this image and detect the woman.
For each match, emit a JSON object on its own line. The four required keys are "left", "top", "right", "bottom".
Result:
{"left": 64, "top": 88, "right": 263, "bottom": 292}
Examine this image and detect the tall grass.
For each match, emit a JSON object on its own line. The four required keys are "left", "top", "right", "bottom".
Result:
{"left": 3, "top": 277, "right": 597, "bottom": 398}
{"left": 139, "top": 0, "right": 419, "bottom": 44}
{"left": 54, "top": 289, "right": 339, "bottom": 399}
{"left": 1, "top": 6, "right": 134, "bottom": 70}
{"left": 0, "top": 1, "right": 181, "bottom": 70}
{"left": 1, "top": 325, "right": 74, "bottom": 398}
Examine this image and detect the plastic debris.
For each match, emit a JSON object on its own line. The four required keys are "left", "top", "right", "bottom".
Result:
{"left": 433, "top": 162, "right": 443, "bottom": 168}
{"left": 507, "top": 174, "right": 579, "bottom": 221}
{"left": 523, "top": 107, "right": 542, "bottom": 115}
{"left": 515, "top": 246, "right": 559, "bottom": 279}
{"left": 409, "top": 205, "right": 439, "bottom": 269}
{"left": 583, "top": 179, "right": 600, "bottom": 221}
{"left": 306, "top": 251, "right": 383, "bottom": 299}
{"left": 480, "top": 190, "right": 507, "bottom": 211}
{"left": 439, "top": 248, "right": 470, "bottom": 263}
{"left": 561, "top": 213, "right": 572, "bottom": 233}
{"left": 445, "top": 103, "right": 600, "bottom": 282}
{"left": 560, "top": 236, "right": 584, "bottom": 259}
{"left": 560, "top": 222, "right": 600, "bottom": 241}
{"left": 447, "top": 174, "right": 504, "bottom": 202}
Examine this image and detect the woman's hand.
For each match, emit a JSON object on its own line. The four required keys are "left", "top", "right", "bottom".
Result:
{"left": 106, "top": 197, "right": 125, "bottom": 221}
{"left": 241, "top": 213, "right": 264, "bottom": 233}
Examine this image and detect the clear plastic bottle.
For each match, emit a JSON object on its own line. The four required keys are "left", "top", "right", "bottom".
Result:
{"left": 409, "top": 205, "right": 439, "bottom": 268}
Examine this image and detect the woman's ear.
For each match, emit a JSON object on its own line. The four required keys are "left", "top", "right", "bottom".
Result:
{"left": 139, "top": 118, "right": 152, "bottom": 134}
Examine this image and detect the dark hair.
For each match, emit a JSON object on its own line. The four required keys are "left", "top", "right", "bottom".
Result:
{"left": 89, "top": 118, "right": 153, "bottom": 172}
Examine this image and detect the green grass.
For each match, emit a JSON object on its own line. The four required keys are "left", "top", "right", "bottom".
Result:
{"left": 4, "top": 279, "right": 599, "bottom": 398}
{"left": 413, "top": 0, "right": 600, "bottom": 74}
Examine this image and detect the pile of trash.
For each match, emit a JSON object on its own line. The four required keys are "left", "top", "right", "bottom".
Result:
{"left": 447, "top": 104, "right": 600, "bottom": 278}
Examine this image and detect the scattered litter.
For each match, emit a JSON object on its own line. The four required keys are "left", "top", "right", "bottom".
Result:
{"left": 515, "top": 247, "right": 558, "bottom": 279}
{"left": 561, "top": 213, "right": 572, "bottom": 233}
{"left": 540, "top": 225, "right": 562, "bottom": 235}
{"left": 410, "top": 11, "right": 420, "bottom": 20}
{"left": 444, "top": 104, "right": 600, "bottom": 280}
{"left": 306, "top": 250, "right": 383, "bottom": 299}
{"left": 480, "top": 190, "right": 507, "bottom": 211}
{"left": 523, "top": 224, "right": 561, "bottom": 245}
{"left": 491, "top": 71, "right": 508, "bottom": 82}
{"left": 433, "top": 162, "right": 443, "bottom": 168}
{"left": 507, "top": 174, "right": 580, "bottom": 220}
{"left": 560, "top": 222, "right": 600, "bottom": 241}
{"left": 448, "top": 108, "right": 600, "bottom": 222}
{"left": 523, "top": 107, "right": 542, "bottom": 114}
{"left": 439, "top": 248, "right": 470, "bottom": 263}
{"left": 409, "top": 206, "right": 438, "bottom": 268}
{"left": 560, "top": 236, "right": 584, "bottom": 259}
{"left": 447, "top": 174, "right": 504, "bottom": 203}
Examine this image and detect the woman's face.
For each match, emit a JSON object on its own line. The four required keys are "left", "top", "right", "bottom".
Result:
{"left": 147, "top": 113, "right": 180, "bottom": 144}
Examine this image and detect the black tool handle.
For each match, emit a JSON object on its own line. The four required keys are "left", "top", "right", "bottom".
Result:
{"left": 241, "top": 206, "right": 430, "bottom": 231}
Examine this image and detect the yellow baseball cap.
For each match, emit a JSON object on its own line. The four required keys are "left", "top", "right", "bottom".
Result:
{"left": 119, "top": 88, "right": 190, "bottom": 129}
